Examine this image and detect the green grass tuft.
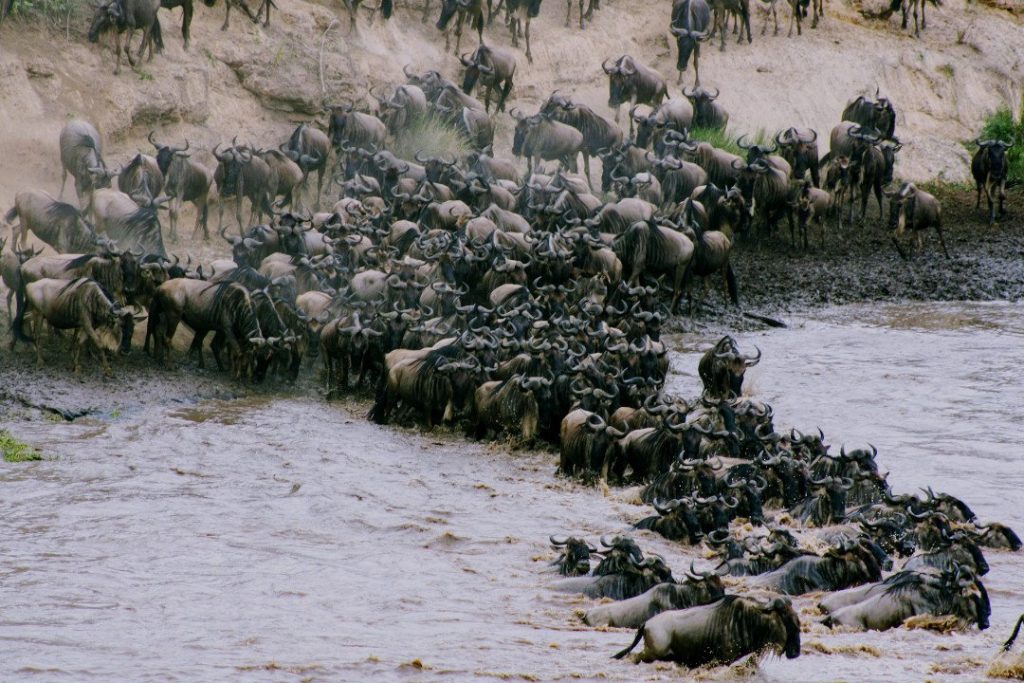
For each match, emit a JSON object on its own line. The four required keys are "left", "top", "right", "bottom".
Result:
{"left": 390, "top": 114, "right": 472, "bottom": 164}
{"left": 976, "top": 106, "right": 1024, "bottom": 185}
{"left": 689, "top": 126, "right": 773, "bottom": 158}
{"left": 1, "top": 429, "right": 43, "bottom": 463}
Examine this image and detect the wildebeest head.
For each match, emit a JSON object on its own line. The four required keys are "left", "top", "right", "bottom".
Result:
{"left": 550, "top": 535, "right": 596, "bottom": 576}
{"left": 886, "top": 182, "right": 917, "bottom": 231}
{"left": 324, "top": 104, "right": 353, "bottom": 148}
{"left": 737, "top": 135, "right": 778, "bottom": 165}
{"left": 602, "top": 56, "right": 638, "bottom": 108}
{"left": 669, "top": 23, "right": 709, "bottom": 73}
{"left": 879, "top": 139, "right": 902, "bottom": 185}
{"left": 683, "top": 85, "right": 720, "bottom": 124}
{"left": 974, "top": 139, "right": 1012, "bottom": 181}
{"left": 763, "top": 597, "right": 802, "bottom": 659}
{"left": 212, "top": 141, "right": 251, "bottom": 198}
{"left": 593, "top": 534, "right": 644, "bottom": 575}
{"left": 459, "top": 46, "right": 494, "bottom": 95}
{"left": 509, "top": 109, "right": 540, "bottom": 158}
{"left": 697, "top": 335, "right": 760, "bottom": 399}
{"left": 148, "top": 131, "right": 190, "bottom": 175}
{"left": 88, "top": 0, "right": 123, "bottom": 43}
{"left": 805, "top": 475, "right": 853, "bottom": 525}
{"left": 873, "top": 93, "right": 897, "bottom": 140}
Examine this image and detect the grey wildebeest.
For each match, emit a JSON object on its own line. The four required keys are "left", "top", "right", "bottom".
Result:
{"left": 5, "top": 190, "right": 98, "bottom": 254}
{"left": 501, "top": 0, "right": 543, "bottom": 64}
{"left": 213, "top": 141, "right": 278, "bottom": 234}
{"left": 118, "top": 153, "right": 164, "bottom": 205}
{"left": 459, "top": 45, "right": 516, "bottom": 113}
{"left": 971, "top": 138, "right": 1012, "bottom": 226}
{"left": 602, "top": 55, "right": 667, "bottom": 130}
{"left": 612, "top": 220, "right": 694, "bottom": 313}
{"left": 280, "top": 123, "right": 330, "bottom": 210}
{"left": 325, "top": 104, "right": 388, "bottom": 175}
{"left": 683, "top": 86, "right": 729, "bottom": 130}
{"left": 376, "top": 81, "right": 429, "bottom": 136}
{"left": 369, "top": 340, "right": 479, "bottom": 427}
{"left": 510, "top": 109, "right": 584, "bottom": 177}
{"left": 17, "top": 277, "right": 142, "bottom": 372}
{"left": 59, "top": 120, "right": 113, "bottom": 211}
{"left": 87, "top": 0, "right": 162, "bottom": 75}
{"left": 436, "top": 0, "right": 486, "bottom": 56}
{"left": 698, "top": 335, "right": 760, "bottom": 400}
{"left": 148, "top": 278, "right": 262, "bottom": 375}
{"left": 158, "top": 0, "right": 216, "bottom": 50}
{"left": 559, "top": 410, "right": 624, "bottom": 481}
{"left": 91, "top": 188, "right": 168, "bottom": 258}
{"left": 631, "top": 98, "right": 694, "bottom": 151}
{"left": 709, "top": 0, "right": 751, "bottom": 50}
{"left": 670, "top": 0, "right": 711, "bottom": 86}
{"left": 148, "top": 133, "right": 214, "bottom": 241}
{"left": 613, "top": 595, "right": 801, "bottom": 666}
{"left": 887, "top": 182, "right": 949, "bottom": 260}
{"left": 584, "top": 563, "right": 726, "bottom": 628}
{"left": 776, "top": 127, "right": 820, "bottom": 187}
{"left": 541, "top": 93, "right": 623, "bottom": 186}
{"left": 819, "top": 567, "right": 990, "bottom": 632}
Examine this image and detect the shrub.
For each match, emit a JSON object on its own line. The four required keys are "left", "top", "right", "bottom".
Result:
{"left": 390, "top": 114, "right": 473, "bottom": 164}
{"left": 689, "top": 126, "right": 773, "bottom": 158}
{"left": 0, "top": 429, "right": 43, "bottom": 463}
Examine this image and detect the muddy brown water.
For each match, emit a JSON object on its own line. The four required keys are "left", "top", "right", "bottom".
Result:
{"left": 2, "top": 302, "right": 1022, "bottom": 682}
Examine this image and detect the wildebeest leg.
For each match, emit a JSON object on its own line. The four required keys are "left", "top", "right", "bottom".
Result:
{"left": 564, "top": 0, "right": 571, "bottom": 26}
{"left": 693, "top": 47, "right": 701, "bottom": 87}
{"left": 524, "top": 16, "right": 533, "bottom": 64}
{"left": 113, "top": 31, "right": 124, "bottom": 75}
{"left": 236, "top": 192, "right": 245, "bottom": 235}
{"left": 222, "top": 1, "right": 231, "bottom": 30}
{"left": 125, "top": 28, "right": 140, "bottom": 67}
{"left": 421, "top": 0, "right": 430, "bottom": 23}
{"left": 191, "top": 330, "right": 209, "bottom": 368}
{"left": 725, "top": 263, "right": 739, "bottom": 304}
{"left": 32, "top": 313, "right": 45, "bottom": 366}
{"left": 578, "top": 0, "right": 584, "bottom": 27}
{"left": 583, "top": 153, "right": 592, "bottom": 189}
{"left": 181, "top": 0, "right": 193, "bottom": 49}
{"left": 497, "top": 77, "right": 512, "bottom": 112}
{"left": 935, "top": 221, "right": 950, "bottom": 259}
{"left": 671, "top": 264, "right": 687, "bottom": 313}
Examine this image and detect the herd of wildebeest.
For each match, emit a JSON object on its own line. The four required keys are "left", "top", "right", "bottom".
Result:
{"left": 1, "top": 0, "right": 1023, "bottom": 672}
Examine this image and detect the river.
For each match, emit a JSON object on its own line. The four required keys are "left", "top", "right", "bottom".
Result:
{"left": 2, "top": 302, "right": 1022, "bottom": 682}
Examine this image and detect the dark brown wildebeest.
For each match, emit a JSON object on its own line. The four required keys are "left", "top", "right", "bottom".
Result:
{"left": 212, "top": 141, "right": 278, "bottom": 235}
{"left": 88, "top": 0, "right": 162, "bottom": 75}
{"left": 602, "top": 55, "right": 668, "bottom": 129}
{"left": 698, "top": 335, "right": 759, "bottom": 398}
{"left": 459, "top": 45, "right": 516, "bottom": 113}
{"left": 670, "top": 0, "right": 711, "bottom": 86}
{"left": 148, "top": 133, "right": 215, "bottom": 241}
{"left": 971, "top": 138, "right": 1012, "bottom": 227}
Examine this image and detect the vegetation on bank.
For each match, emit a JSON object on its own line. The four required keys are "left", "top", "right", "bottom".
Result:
{"left": 391, "top": 114, "right": 473, "bottom": 163}
{"left": 0, "top": 429, "right": 43, "bottom": 463}
{"left": 2, "top": 0, "right": 83, "bottom": 29}
{"left": 978, "top": 105, "right": 1024, "bottom": 185}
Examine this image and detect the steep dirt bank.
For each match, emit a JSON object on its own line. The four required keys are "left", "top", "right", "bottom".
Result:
{"left": 0, "top": 0, "right": 1021, "bottom": 217}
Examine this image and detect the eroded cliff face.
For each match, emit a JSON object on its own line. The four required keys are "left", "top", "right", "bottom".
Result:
{"left": 0, "top": 0, "right": 1020, "bottom": 211}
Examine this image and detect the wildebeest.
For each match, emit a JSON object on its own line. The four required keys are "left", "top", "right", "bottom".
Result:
{"left": 459, "top": 45, "right": 516, "bottom": 113}
{"left": 88, "top": 0, "right": 162, "bottom": 75}
{"left": 842, "top": 90, "right": 897, "bottom": 140}
{"left": 683, "top": 86, "right": 729, "bottom": 130}
{"left": 91, "top": 188, "right": 168, "bottom": 258}
{"left": 436, "top": 0, "right": 486, "bottom": 56}
{"left": 59, "top": 120, "right": 113, "bottom": 211}
{"left": 213, "top": 141, "right": 278, "bottom": 234}
{"left": 541, "top": 93, "right": 623, "bottom": 186}
{"left": 5, "top": 190, "right": 98, "bottom": 254}
{"left": 564, "top": 0, "right": 597, "bottom": 28}
{"left": 748, "top": 538, "right": 882, "bottom": 595}
{"left": 148, "top": 278, "right": 262, "bottom": 375}
{"left": 584, "top": 563, "right": 726, "bottom": 628}
{"left": 631, "top": 98, "right": 694, "bottom": 151}
{"left": 776, "top": 127, "right": 820, "bottom": 187}
{"left": 612, "top": 220, "right": 694, "bottom": 312}
{"left": 709, "top": 0, "right": 751, "bottom": 50}
{"left": 280, "top": 124, "right": 330, "bottom": 210}
{"left": 670, "top": 0, "right": 711, "bottom": 86}
{"left": 559, "top": 410, "right": 624, "bottom": 481}
{"left": 510, "top": 110, "right": 584, "bottom": 176}
{"left": 118, "top": 153, "right": 164, "bottom": 205}
{"left": 613, "top": 595, "right": 801, "bottom": 665}
{"left": 549, "top": 535, "right": 596, "bottom": 576}
{"left": 602, "top": 55, "right": 668, "bottom": 127}
{"left": 971, "top": 138, "right": 1012, "bottom": 226}
{"left": 148, "top": 134, "right": 215, "bottom": 241}
{"left": 369, "top": 340, "right": 479, "bottom": 427}
{"left": 377, "top": 81, "right": 430, "bottom": 136}
{"left": 17, "top": 277, "right": 142, "bottom": 372}
{"left": 820, "top": 567, "right": 990, "bottom": 632}
{"left": 884, "top": 0, "right": 938, "bottom": 37}
{"left": 158, "top": 0, "right": 215, "bottom": 50}
{"left": 324, "top": 104, "right": 388, "bottom": 173}
{"left": 887, "top": 182, "right": 949, "bottom": 260}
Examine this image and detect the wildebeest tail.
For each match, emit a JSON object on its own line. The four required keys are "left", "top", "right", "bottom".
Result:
{"left": 3, "top": 204, "right": 17, "bottom": 225}
{"left": 612, "top": 626, "right": 644, "bottom": 659}
{"left": 11, "top": 276, "right": 33, "bottom": 343}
